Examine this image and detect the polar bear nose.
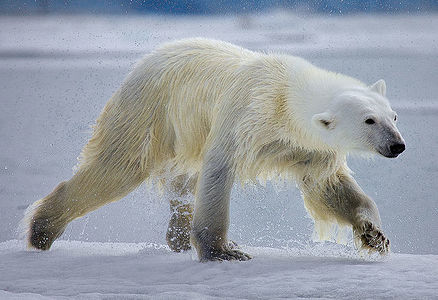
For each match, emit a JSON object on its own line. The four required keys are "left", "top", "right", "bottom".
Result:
{"left": 390, "top": 143, "right": 405, "bottom": 155}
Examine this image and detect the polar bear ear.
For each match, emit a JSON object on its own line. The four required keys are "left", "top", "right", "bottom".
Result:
{"left": 312, "top": 112, "right": 335, "bottom": 130}
{"left": 370, "top": 79, "right": 386, "bottom": 97}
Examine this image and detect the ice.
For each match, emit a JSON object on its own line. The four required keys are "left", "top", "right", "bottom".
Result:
{"left": 1, "top": 240, "right": 437, "bottom": 299}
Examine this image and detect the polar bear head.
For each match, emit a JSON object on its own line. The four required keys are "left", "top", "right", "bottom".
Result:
{"left": 312, "top": 80, "right": 405, "bottom": 157}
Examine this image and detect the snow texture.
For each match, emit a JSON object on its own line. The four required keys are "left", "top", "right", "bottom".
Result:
{"left": 1, "top": 240, "right": 438, "bottom": 299}
{"left": 0, "top": 11, "right": 437, "bottom": 299}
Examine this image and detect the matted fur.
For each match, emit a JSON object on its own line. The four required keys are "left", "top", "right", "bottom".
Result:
{"left": 21, "top": 38, "right": 401, "bottom": 258}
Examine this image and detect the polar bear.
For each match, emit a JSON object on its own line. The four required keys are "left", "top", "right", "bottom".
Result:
{"left": 21, "top": 38, "right": 405, "bottom": 261}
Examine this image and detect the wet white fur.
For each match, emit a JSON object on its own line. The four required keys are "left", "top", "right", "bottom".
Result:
{"left": 21, "top": 39, "right": 403, "bottom": 258}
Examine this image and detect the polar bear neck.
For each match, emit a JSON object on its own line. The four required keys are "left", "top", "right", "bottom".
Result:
{"left": 283, "top": 55, "right": 366, "bottom": 153}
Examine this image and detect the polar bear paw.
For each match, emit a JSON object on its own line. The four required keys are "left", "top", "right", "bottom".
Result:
{"left": 29, "top": 217, "right": 66, "bottom": 250}
{"left": 166, "top": 201, "right": 193, "bottom": 252}
{"left": 200, "top": 241, "right": 252, "bottom": 262}
{"left": 354, "top": 221, "right": 390, "bottom": 255}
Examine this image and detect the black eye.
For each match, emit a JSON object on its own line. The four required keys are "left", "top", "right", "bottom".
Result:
{"left": 394, "top": 115, "right": 397, "bottom": 121}
{"left": 365, "top": 118, "right": 375, "bottom": 124}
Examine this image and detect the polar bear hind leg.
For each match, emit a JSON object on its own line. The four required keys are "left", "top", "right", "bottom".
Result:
{"left": 166, "top": 174, "right": 197, "bottom": 252}
{"left": 21, "top": 99, "right": 152, "bottom": 250}
{"left": 22, "top": 155, "right": 147, "bottom": 250}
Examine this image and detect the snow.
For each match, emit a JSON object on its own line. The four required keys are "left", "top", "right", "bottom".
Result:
{"left": 1, "top": 240, "right": 437, "bottom": 299}
{"left": 0, "top": 11, "right": 438, "bottom": 299}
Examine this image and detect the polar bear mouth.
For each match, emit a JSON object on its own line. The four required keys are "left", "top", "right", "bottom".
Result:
{"left": 380, "top": 151, "right": 400, "bottom": 158}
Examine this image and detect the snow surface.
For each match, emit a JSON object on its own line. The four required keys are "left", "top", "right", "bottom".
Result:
{"left": 1, "top": 240, "right": 438, "bottom": 299}
{"left": 0, "top": 11, "right": 438, "bottom": 299}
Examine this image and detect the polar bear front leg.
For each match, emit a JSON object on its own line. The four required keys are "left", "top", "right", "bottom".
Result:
{"left": 190, "top": 144, "right": 251, "bottom": 262}
{"left": 344, "top": 177, "right": 390, "bottom": 254}
{"left": 302, "top": 168, "right": 390, "bottom": 254}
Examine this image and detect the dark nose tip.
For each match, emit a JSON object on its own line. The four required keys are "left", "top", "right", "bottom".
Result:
{"left": 390, "top": 143, "right": 405, "bottom": 155}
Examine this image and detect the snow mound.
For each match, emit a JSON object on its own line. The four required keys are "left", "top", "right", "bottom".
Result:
{"left": 1, "top": 240, "right": 437, "bottom": 299}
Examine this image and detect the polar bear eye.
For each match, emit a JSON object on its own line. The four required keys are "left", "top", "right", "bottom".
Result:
{"left": 365, "top": 118, "right": 375, "bottom": 125}
{"left": 394, "top": 115, "right": 397, "bottom": 121}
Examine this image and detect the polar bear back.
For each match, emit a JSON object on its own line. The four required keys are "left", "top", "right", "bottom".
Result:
{"left": 102, "top": 39, "right": 262, "bottom": 177}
